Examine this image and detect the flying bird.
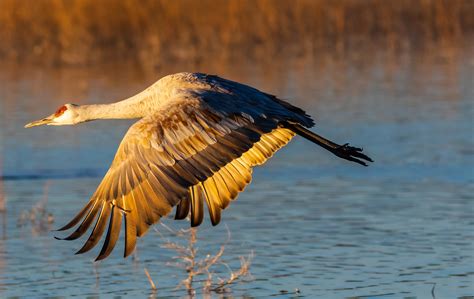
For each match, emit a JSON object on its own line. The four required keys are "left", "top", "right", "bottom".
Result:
{"left": 25, "top": 72, "right": 373, "bottom": 260}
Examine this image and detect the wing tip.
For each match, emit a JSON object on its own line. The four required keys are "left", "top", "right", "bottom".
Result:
{"left": 124, "top": 248, "right": 135, "bottom": 258}
{"left": 210, "top": 218, "right": 220, "bottom": 226}
{"left": 190, "top": 219, "right": 202, "bottom": 227}
{"left": 94, "top": 254, "right": 108, "bottom": 262}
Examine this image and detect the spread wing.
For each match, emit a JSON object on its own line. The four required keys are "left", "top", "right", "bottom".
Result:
{"left": 56, "top": 84, "right": 313, "bottom": 261}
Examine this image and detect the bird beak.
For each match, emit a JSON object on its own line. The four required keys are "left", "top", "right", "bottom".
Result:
{"left": 24, "top": 114, "right": 55, "bottom": 128}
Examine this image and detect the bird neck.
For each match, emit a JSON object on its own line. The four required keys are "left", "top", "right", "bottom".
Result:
{"left": 79, "top": 97, "right": 149, "bottom": 121}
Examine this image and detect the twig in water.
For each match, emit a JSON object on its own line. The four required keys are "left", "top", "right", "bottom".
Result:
{"left": 93, "top": 261, "right": 100, "bottom": 289}
{"left": 159, "top": 223, "right": 253, "bottom": 294}
{"left": 210, "top": 251, "right": 254, "bottom": 292}
{"left": 181, "top": 227, "right": 198, "bottom": 294}
{"left": 17, "top": 181, "right": 54, "bottom": 234}
{"left": 144, "top": 267, "right": 157, "bottom": 291}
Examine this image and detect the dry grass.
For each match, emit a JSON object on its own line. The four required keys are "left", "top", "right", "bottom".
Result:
{"left": 0, "top": 0, "right": 471, "bottom": 66}
{"left": 209, "top": 253, "right": 253, "bottom": 293}
{"left": 151, "top": 223, "right": 253, "bottom": 295}
{"left": 17, "top": 181, "right": 54, "bottom": 235}
{"left": 144, "top": 267, "right": 157, "bottom": 291}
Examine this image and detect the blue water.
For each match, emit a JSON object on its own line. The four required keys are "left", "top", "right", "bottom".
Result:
{"left": 0, "top": 46, "right": 473, "bottom": 298}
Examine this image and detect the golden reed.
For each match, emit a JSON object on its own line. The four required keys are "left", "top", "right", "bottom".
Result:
{"left": 0, "top": 0, "right": 471, "bottom": 66}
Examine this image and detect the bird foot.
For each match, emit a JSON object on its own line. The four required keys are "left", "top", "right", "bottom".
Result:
{"left": 333, "top": 143, "right": 374, "bottom": 166}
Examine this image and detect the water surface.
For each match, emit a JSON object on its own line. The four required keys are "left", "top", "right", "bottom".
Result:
{"left": 0, "top": 46, "right": 473, "bottom": 298}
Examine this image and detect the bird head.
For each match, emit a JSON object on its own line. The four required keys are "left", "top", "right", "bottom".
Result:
{"left": 25, "top": 103, "right": 81, "bottom": 128}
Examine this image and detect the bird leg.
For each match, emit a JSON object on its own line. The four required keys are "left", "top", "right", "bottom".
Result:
{"left": 308, "top": 133, "right": 373, "bottom": 166}
{"left": 283, "top": 123, "right": 373, "bottom": 166}
{"left": 331, "top": 143, "right": 373, "bottom": 166}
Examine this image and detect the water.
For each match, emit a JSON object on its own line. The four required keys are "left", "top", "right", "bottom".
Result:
{"left": 0, "top": 45, "right": 473, "bottom": 298}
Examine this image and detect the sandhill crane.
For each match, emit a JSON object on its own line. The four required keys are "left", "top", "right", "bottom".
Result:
{"left": 25, "top": 72, "right": 372, "bottom": 260}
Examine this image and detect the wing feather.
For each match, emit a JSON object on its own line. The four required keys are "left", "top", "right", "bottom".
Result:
{"left": 95, "top": 205, "right": 123, "bottom": 261}
{"left": 75, "top": 201, "right": 110, "bottom": 254}
{"left": 178, "top": 128, "right": 296, "bottom": 226}
{"left": 128, "top": 188, "right": 148, "bottom": 237}
{"left": 174, "top": 198, "right": 190, "bottom": 220}
{"left": 190, "top": 184, "right": 204, "bottom": 227}
{"left": 202, "top": 181, "right": 221, "bottom": 226}
{"left": 56, "top": 200, "right": 94, "bottom": 231}
{"left": 124, "top": 212, "right": 137, "bottom": 257}
{"left": 59, "top": 199, "right": 101, "bottom": 241}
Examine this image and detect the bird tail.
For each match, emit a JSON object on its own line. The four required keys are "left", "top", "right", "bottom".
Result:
{"left": 283, "top": 122, "right": 373, "bottom": 166}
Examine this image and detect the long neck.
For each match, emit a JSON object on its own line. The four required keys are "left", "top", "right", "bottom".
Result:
{"left": 80, "top": 93, "right": 151, "bottom": 121}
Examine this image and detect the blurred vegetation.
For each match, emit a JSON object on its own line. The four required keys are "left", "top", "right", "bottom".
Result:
{"left": 0, "top": 0, "right": 472, "bottom": 66}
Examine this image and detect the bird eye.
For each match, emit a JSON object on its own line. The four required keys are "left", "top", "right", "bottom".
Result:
{"left": 54, "top": 105, "right": 68, "bottom": 117}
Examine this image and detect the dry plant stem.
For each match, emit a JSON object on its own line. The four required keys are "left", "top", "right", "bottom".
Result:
{"left": 183, "top": 227, "right": 197, "bottom": 293}
{"left": 180, "top": 228, "right": 228, "bottom": 293}
{"left": 144, "top": 267, "right": 157, "bottom": 290}
{"left": 93, "top": 262, "right": 100, "bottom": 289}
{"left": 17, "top": 181, "right": 54, "bottom": 234}
{"left": 211, "top": 252, "right": 254, "bottom": 292}
{"left": 160, "top": 223, "right": 253, "bottom": 294}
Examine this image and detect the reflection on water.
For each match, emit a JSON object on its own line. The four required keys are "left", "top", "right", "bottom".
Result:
{"left": 0, "top": 44, "right": 473, "bottom": 298}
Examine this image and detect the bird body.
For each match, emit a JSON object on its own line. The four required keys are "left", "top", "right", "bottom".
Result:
{"left": 25, "top": 72, "right": 372, "bottom": 260}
